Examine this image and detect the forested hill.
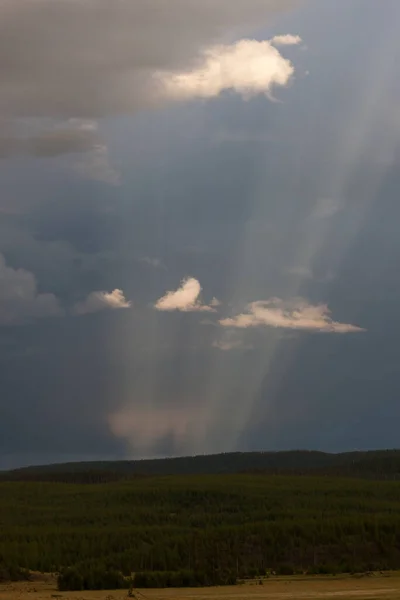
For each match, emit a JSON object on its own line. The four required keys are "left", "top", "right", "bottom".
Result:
{"left": 2, "top": 449, "right": 400, "bottom": 482}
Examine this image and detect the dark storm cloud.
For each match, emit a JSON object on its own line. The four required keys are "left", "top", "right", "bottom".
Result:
{"left": 0, "top": 0, "right": 300, "bottom": 162}
{"left": 3, "top": 0, "right": 400, "bottom": 468}
{"left": 26, "top": 126, "right": 98, "bottom": 157}
{"left": 0, "top": 253, "right": 63, "bottom": 325}
{"left": 30, "top": 190, "right": 122, "bottom": 254}
{"left": 0, "top": 0, "right": 297, "bottom": 119}
{"left": 0, "top": 123, "right": 98, "bottom": 158}
{"left": 0, "top": 318, "right": 128, "bottom": 469}
{"left": 240, "top": 327, "right": 400, "bottom": 453}
{"left": 0, "top": 305, "right": 233, "bottom": 467}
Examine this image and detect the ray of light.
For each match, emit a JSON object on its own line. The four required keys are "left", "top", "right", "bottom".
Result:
{"left": 110, "top": 2, "right": 400, "bottom": 458}
{"left": 200, "top": 2, "right": 400, "bottom": 453}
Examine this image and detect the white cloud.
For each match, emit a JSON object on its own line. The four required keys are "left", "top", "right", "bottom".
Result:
{"left": 271, "top": 34, "right": 302, "bottom": 46}
{"left": 219, "top": 297, "right": 365, "bottom": 333}
{"left": 0, "top": 254, "right": 63, "bottom": 325}
{"left": 155, "top": 277, "right": 217, "bottom": 312}
{"left": 156, "top": 38, "right": 298, "bottom": 101}
{"left": 73, "top": 289, "right": 131, "bottom": 316}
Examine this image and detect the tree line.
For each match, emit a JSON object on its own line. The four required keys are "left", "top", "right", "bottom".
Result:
{"left": 3, "top": 449, "right": 400, "bottom": 482}
{"left": 1, "top": 474, "right": 400, "bottom": 590}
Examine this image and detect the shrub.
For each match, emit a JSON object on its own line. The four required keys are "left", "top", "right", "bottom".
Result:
{"left": 58, "top": 566, "right": 130, "bottom": 591}
{"left": 58, "top": 567, "right": 84, "bottom": 591}
{"left": 0, "top": 563, "right": 30, "bottom": 583}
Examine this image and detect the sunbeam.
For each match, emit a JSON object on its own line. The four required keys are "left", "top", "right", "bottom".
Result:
{"left": 197, "top": 1, "right": 400, "bottom": 454}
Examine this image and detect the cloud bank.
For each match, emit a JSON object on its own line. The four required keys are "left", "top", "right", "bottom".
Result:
{"left": 220, "top": 298, "right": 365, "bottom": 333}
{"left": 155, "top": 277, "right": 217, "bottom": 313}
{"left": 73, "top": 289, "right": 131, "bottom": 316}
{"left": 0, "top": 119, "right": 99, "bottom": 159}
{"left": 26, "top": 121, "right": 98, "bottom": 157}
{"left": 0, "top": 0, "right": 297, "bottom": 119}
{"left": 0, "top": 1, "right": 301, "bottom": 168}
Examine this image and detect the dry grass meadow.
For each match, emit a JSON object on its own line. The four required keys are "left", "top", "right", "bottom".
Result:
{"left": 3, "top": 573, "right": 400, "bottom": 600}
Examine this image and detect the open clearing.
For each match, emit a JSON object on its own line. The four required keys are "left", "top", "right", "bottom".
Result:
{"left": 3, "top": 574, "right": 400, "bottom": 600}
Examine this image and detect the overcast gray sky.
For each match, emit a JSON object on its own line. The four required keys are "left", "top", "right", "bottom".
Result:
{"left": 1, "top": 0, "right": 400, "bottom": 469}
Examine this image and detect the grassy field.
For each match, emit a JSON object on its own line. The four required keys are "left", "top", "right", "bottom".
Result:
{"left": 3, "top": 574, "right": 400, "bottom": 600}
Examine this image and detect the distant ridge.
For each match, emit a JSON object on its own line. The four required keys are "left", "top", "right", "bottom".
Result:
{"left": 2, "top": 449, "right": 400, "bottom": 482}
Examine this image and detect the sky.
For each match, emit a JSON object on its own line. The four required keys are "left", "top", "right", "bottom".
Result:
{"left": 1, "top": 0, "right": 400, "bottom": 469}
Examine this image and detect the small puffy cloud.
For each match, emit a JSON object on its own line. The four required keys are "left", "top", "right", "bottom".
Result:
{"left": 220, "top": 297, "right": 365, "bottom": 333}
{"left": 156, "top": 38, "right": 298, "bottom": 101}
{"left": 73, "top": 289, "right": 131, "bottom": 316}
{"left": 271, "top": 34, "right": 302, "bottom": 46}
{"left": 155, "top": 277, "right": 217, "bottom": 312}
{"left": 0, "top": 254, "right": 63, "bottom": 325}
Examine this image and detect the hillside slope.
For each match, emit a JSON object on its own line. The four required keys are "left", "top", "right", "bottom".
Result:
{"left": 2, "top": 449, "right": 400, "bottom": 482}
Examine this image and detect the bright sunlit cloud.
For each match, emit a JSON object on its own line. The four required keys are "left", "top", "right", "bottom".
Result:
{"left": 220, "top": 298, "right": 365, "bottom": 333}
{"left": 156, "top": 37, "right": 300, "bottom": 101}
{"left": 73, "top": 289, "right": 131, "bottom": 316}
{"left": 155, "top": 277, "right": 218, "bottom": 313}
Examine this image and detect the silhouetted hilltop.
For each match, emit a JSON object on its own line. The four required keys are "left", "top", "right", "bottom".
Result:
{"left": 2, "top": 449, "right": 400, "bottom": 482}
